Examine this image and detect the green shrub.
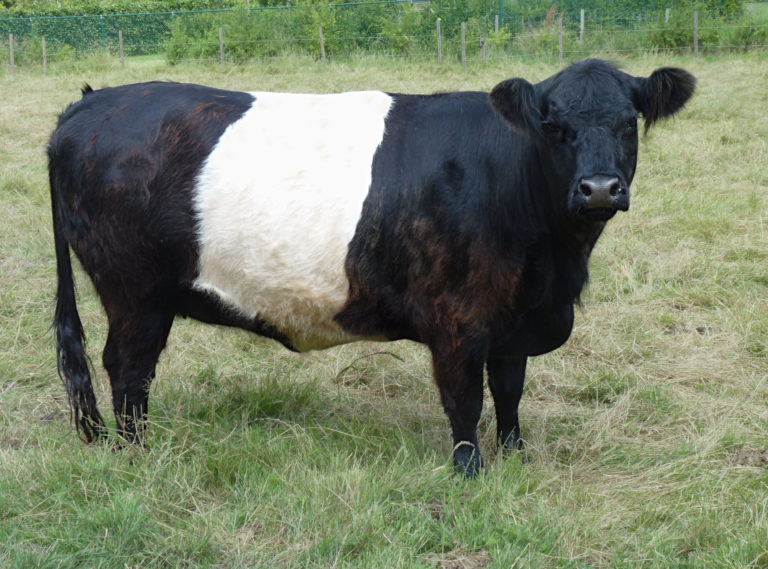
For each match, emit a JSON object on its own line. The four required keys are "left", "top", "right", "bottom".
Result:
{"left": 718, "top": 16, "right": 768, "bottom": 50}
{"left": 484, "top": 26, "right": 514, "bottom": 51}
{"left": 163, "top": 1, "right": 440, "bottom": 63}
{"left": 649, "top": 10, "right": 695, "bottom": 50}
{"left": 164, "top": 16, "right": 209, "bottom": 64}
{"left": 513, "top": 8, "right": 562, "bottom": 59}
{"left": 10, "top": 33, "right": 76, "bottom": 66}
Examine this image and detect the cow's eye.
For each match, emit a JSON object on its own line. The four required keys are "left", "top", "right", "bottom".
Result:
{"left": 542, "top": 121, "right": 573, "bottom": 143}
{"left": 624, "top": 118, "right": 638, "bottom": 132}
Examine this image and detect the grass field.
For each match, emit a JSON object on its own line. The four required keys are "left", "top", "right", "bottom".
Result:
{"left": 1, "top": 53, "right": 767, "bottom": 568}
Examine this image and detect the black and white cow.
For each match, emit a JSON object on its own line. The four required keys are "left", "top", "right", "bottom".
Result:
{"left": 49, "top": 59, "right": 694, "bottom": 476}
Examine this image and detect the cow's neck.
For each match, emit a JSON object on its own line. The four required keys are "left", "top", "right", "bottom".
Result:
{"left": 518, "top": 196, "right": 606, "bottom": 312}
{"left": 551, "top": 217, "right": 605, "bottom": 303}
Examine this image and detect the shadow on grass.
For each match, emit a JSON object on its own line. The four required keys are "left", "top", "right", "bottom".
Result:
{"left": 148, "top": 359, "right": 448, "bottom": 484}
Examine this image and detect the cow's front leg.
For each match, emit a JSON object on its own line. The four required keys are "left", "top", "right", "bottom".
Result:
{"left": 486, "top": 353, "right": 527, "bottom": 453}
{"left": 430, "top": 342, "right": 486, "bottom": 478}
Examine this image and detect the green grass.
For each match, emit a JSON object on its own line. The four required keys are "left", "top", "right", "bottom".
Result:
{"left": 2, "top": 53, "right": 768, "bottom": 568}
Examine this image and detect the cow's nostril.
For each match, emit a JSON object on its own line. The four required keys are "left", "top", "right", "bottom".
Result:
{"left": 580, "top": 176, "right": 622, "bottom": 201}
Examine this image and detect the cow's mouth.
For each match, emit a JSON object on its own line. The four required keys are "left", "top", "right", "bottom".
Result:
{"left": 580, "top": 208, "right": 617, "bottom": 222}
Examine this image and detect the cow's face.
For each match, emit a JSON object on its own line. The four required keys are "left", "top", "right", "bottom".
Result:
{"left": 490, "top": 60, "right": 695, "bottom": 222}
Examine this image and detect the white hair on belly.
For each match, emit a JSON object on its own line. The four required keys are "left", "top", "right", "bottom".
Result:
{"left": 193, "top": 90, "right": 393, "bottom": 351}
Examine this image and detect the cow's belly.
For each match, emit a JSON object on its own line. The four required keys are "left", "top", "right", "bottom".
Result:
{"left": 193, "top": 90, "right": 393, "bottom": 351}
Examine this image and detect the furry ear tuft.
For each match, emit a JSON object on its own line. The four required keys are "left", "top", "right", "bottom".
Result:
{"left": 636, "top": 67, "right": 696, "bottom": 134}
{"left": 489, "top": 78, "right": 542, "bottom": 135}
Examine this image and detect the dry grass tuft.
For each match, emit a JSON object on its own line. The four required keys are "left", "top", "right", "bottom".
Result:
{"left": 423, "top": 544, "right": 491, "bottom": 569}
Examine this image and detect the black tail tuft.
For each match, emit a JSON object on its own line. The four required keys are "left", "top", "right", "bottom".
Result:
{"left": 49, "top": 148, "right": 105, "bottom": 443}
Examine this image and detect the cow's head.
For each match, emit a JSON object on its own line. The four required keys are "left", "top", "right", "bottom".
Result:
{"left": 490, "top": 59, "right": 695, "bottom": 222}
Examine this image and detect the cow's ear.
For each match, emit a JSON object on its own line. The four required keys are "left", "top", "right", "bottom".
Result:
{"left": 490, "top": 78, "right": 543, "bottom": 135}
{"left": 634, "top": 67, "right": 696, "bottom": 134}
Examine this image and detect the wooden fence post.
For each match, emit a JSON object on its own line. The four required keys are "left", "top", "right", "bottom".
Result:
{"left": 580, "top": 9, "right": 584, "bottom": 43}
{"left": 436, "top": 18, "right": 442, "bottom": 64}
{"left": 693, "top": 11, "right": 698, "bottom": 58}
{"left": 665, "top": 8, "right": 670, "bottom": 23}
{"left": 319, "top": 26, "right": 326, "bottom": 63}
{"left": 494, "top": 14, "right": 499, "bottom": 34}
{"left": 558, "top": 16, "right": 563, "bottom": 65}
{"left": 42, "top": 36, "right": 47, "bottom": 75}
{"left": 481, "top": 37, "right": 486, "bottom": 63}
{"left": 119, "top": 30, "right": 124, "bottom": 68}
{"left": 461, "top": 22, "right": 466, "bottom": 72}
{"left": 9, "top": 34, "right": 14, "bottom": 69}
{"left": 219, "top": 27, "right": 224, "bottom": 64}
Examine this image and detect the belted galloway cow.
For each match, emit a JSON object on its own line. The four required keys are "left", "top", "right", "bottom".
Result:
{"left": 49, "top": 59, "right": 695, "bottom": 476}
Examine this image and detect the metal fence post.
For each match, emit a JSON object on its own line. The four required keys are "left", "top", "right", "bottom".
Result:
{"left": 693, "top": 11, "right": 698, "bottom": 58}
{"left": 119, "top": 30, "right": 124, "bottom": 68}
{"left": 436, "top": 18, "right": 442, "bottom": 64}
{"left": 580, "top": 9, "right": 585, "bottom": 43}
{"left": 319, "top": 26, "right": 326, "bottom": 63}
{"left": 219, "top": 26, "right": 224, "bottom": 64}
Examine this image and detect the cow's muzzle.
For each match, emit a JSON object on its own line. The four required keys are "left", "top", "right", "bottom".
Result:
{"left": 569, "top": 175, "right": 630, "bottom": 221}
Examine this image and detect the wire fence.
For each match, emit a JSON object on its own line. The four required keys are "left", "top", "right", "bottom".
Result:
{"left": 1, "top": 2, "right": 767, "bottom": 74}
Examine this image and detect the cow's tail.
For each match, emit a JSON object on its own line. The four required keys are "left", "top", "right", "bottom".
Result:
{"left": 49, "top": 158, "right": 105, "bottom": 443}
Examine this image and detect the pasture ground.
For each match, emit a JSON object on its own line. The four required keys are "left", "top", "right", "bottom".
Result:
{"left": 1, "top": 54, "right": 767, "bottom": 568}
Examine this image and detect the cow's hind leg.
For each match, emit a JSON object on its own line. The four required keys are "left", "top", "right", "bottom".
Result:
{"left": 431, "top": 344, "right": 486, "bottom": 478}
{"left": 102, "top": 304, "right": 174, "bottom": 445}
{"left": 486, "top": 353, "right": 526, "bottom": 453}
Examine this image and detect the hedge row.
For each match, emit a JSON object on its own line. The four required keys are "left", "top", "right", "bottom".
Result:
{"left": 1, "top": 1, "right": 238, "bottom": 17}
{"left": 163, "top": 4, "right": 767, "bottom": 63}
{"left": 0, "top": 1, "right": 746, "bottom": 19}
{"left": 0, "top": 1, "right": 761, "bottom": 64}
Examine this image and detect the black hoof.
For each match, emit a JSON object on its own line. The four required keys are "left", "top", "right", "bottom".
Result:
{"left": 79, "top": 416, "right": 108, "bottom": 444}
{"left": 499, "top": 434, "right": 530, "bottom": 464}
{"left": 453, "top": 442, "right": 483, "bottom": 479}
{"left": 499, "top": 431, "right": 524, "bottom": 452}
